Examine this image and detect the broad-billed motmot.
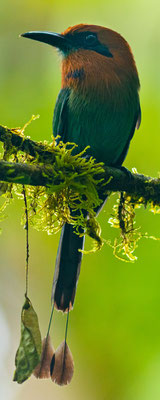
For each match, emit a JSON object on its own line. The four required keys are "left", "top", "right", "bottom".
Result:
{"left": 22, "top": 24, "right": 141, "bottom": 312}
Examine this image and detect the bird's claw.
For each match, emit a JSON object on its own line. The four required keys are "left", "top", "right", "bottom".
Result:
{"left": 117, "top": 166, "right": 133, "bottom": 180}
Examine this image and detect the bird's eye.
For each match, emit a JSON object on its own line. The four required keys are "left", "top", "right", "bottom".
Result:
{"left": 85, "top": 34, "right": 97, "bottom": 46}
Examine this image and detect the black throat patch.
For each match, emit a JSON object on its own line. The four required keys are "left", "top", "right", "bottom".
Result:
{"left": 66, "top": 68, "right": 85, "bottom": 80}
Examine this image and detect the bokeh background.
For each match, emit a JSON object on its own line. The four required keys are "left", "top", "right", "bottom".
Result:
{"left": 1, "top": 0, "right": 160, "bottom": 399}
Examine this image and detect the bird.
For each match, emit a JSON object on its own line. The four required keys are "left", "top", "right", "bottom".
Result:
{"left": 21, "top": 24, "right": 141, "bottom": 313}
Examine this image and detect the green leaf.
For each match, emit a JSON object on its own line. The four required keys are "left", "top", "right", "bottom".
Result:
{"left": 13, "top": 296, "right": 42, "bottom": 384}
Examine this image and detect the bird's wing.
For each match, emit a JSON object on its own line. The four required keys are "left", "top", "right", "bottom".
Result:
{"left": 116, "top": 103, "right": 141, "bottom": 166}
{"left": 52, "top": 88, "right": 70, "bottom": 141}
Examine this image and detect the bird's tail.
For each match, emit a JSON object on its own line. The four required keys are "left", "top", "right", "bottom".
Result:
{"left": 51, "top": 196, "right": 107, "bottom": 312}
{"left": 51, "top": 223, "right": 85, "bottom": 312}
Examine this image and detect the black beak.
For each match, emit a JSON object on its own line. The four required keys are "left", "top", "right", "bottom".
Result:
{"left": 21, "top": 31, "right": 70, "bottom": 52}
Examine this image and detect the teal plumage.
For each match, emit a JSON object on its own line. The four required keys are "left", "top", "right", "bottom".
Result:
{"left": 53, "top": 86, "right": 140, "bottom": 165}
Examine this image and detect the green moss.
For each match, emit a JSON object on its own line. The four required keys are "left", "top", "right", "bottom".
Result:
{"left": 0, "top": 182, "right": 13, "bottom": 234}
{"left": 1, "top": 117, "right": 105, "bottom": 250}
{"left": 108, "top": 193, "right": 143, "bottom": 261}
{"left": 0, "top": 117, "right": 159, "bottom": 259}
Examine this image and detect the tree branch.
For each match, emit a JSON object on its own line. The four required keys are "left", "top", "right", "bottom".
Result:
{"left": 0, "top": 124, "right": 160, "bottom": 205}
{"left": 0, "top": 160, "right": 50, "bottom": 186}
{"left": 0, "top": 124, "right": 56, "bottom": 163}
{"left": 0, "top": 159, "right": 159, "bottom": 205}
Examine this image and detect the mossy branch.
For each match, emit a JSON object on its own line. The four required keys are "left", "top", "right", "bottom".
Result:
{"left": 0, "top": 158, "right": 160, "bottom": 205}
{"left": 0, "top": 159, "right": 52, "bottom": 186}
{"left": 0, "top": 124, "right": 57, "bottom": 162}
{"left": 0, "top": 122, "right": 159, "bottom": 204}
{"left": 0, "top": 120, "right": 160, "bottom": 261}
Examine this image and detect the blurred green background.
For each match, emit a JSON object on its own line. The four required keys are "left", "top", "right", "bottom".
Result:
{"left": 1, "top": 0, "right": 160, "bottom": 399}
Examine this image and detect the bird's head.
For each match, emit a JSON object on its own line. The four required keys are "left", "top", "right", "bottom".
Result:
{"left": 21, "top": 24, "right": 140, "bottom": 96}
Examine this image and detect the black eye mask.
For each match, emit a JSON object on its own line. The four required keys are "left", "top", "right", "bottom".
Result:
{"left": 65, "top": 31, "right": 113, "bottom": 58}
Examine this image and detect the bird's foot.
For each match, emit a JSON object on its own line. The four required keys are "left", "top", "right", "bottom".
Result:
{"left": 117, "top": 166, "right": 133, "bottom": 180}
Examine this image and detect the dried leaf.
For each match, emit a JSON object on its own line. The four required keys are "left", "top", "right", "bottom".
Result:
{"left": 51, "top": 340, "right": 74, "bottom": 385}
{"left": 13, "top": 296, "right": 42, "bottom": 384}
{"left": 33, "top": 335, "right": 55, "bottom": 379}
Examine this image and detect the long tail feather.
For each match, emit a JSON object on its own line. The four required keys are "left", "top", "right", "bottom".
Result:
{"left": 51, "top": 223, "right": 85, "bottom": 312}
{"left": 51, "top": 195, "right": 107, "bottom": 312}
